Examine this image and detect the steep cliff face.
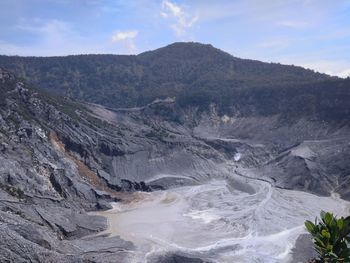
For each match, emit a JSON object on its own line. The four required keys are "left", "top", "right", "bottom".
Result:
{"left": 0, "top": 68, "right": 136, "bottom": 262}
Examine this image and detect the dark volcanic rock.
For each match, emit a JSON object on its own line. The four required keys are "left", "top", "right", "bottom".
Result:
{"left": 149, "top": 253, "right": 210, "bottom": 263}
{"left": 96, "top": 200, "right": 113, "bottom": 210}
{"left": 0, "top": 68, "right": 135, "bottom": 262}
{"left": 290, "top": 234, "right": 317, "bottom": 263}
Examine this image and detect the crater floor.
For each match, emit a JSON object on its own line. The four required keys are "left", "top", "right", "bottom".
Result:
{"left": 93, "top": 175, "right": 350, "bottom": 263}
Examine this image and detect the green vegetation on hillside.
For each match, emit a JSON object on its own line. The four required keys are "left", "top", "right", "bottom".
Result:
{"left": 0, "top": 42, "right": 349, "bottom": 122}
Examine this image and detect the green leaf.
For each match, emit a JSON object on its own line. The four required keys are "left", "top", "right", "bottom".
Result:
{"left": 314, "top": 237, "right": 326, "bottom": 247}
{"left": 324, "top": 212, "right": 333, "bottom": 226}
{"left": 322, "top": 229, "right": 331, "bottom": 239}
{"left": 305, "top": 220, "right": 315, "bottom": 233}
{"left": 328, "top": 251, "right": 339, "bottom": 258}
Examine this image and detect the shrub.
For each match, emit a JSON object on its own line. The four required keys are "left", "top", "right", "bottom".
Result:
{"left": 305, "top": 211, "right": 350, "bottom": 262}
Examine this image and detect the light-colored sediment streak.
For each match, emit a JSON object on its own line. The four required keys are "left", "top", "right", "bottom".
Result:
{"left": 94, "top": 175, "right": 350, "bottom": 263}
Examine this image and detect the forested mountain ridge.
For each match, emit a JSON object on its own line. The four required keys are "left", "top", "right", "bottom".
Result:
{"left": 0, "top": 42, "right": 335, "bottom": 112}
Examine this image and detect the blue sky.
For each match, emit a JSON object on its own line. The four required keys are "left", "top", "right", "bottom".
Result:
{"left": 0, "top": 0, "right": 350, "bottom": 77}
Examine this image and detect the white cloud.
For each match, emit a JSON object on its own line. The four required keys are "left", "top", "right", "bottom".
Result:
{"left": 111, "top": 30, "right": 138, "bottom": 54}
{"left": 111, "top": 30, "right": 138, "bottom": 42}
{"left": 161, "top": 0, "right": 198, "bottom": 36}
{"left": 163, "top": 0, "right": 181, "bottom": 16}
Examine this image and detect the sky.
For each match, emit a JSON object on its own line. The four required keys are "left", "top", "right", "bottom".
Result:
{"left": 0, "top": 0, "right": 350, "bottom": 77}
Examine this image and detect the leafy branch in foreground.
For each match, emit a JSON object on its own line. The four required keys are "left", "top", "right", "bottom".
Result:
{"left": 305, "top": 211, "right": 350, "bottom": 262}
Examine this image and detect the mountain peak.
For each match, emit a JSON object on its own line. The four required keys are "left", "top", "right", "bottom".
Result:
{"left": 164, "top": 41, "right": 215, "bottom": 49}
{"left": 138, "top": 42, "right": 233, "bottom": 61}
